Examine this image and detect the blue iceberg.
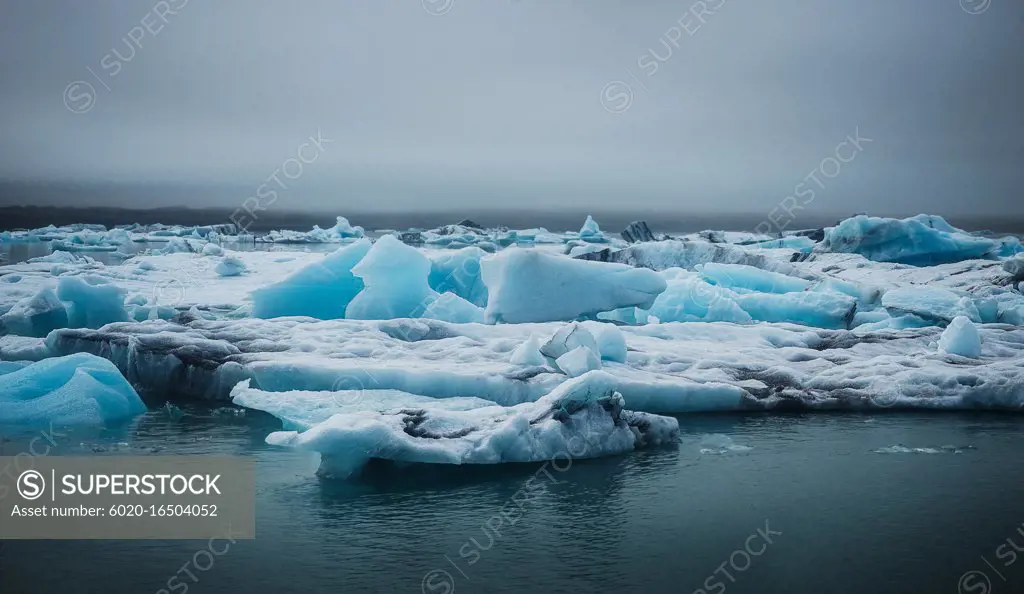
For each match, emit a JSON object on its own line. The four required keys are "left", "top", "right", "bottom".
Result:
{"left": 821, "top": 214, "right": 999, "bottom": 265}
{"left": 251, "top": 239, "right": 371, "bottom": 319}
{"left": 0, "top": 353, "right": 147, "bottom": 425}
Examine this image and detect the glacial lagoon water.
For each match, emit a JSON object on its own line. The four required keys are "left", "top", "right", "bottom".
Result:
{"left": 3, "top": 406, "right": 1024, "bottom": 594}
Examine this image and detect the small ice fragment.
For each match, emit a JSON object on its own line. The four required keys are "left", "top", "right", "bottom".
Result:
{"left": 215, "top": 255, "right": 248, "bottom": 277}
{"left": 555, "top": 346, "right": 602, "bottom": 377}
{"left": 509, "top": 334, "right": 547, "bottom": 367}
{"left": 938, "top": 315, "right": 982, "bottom": 358}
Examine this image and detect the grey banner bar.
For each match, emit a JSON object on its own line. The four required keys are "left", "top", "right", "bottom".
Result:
{"left": 0, "top": 456, "right": 254, "bottom": 540}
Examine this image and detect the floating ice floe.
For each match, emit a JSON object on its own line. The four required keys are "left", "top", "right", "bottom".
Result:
{"left": 259, "top": 216, "right": 365, "bottom": 244}
{"left": 245, "top": 371, "right": 678, "bottom": 478}
{"left": 0, "top": 353, "right": 146, "bottom": 425}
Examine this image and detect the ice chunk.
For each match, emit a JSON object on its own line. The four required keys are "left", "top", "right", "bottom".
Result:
{"left": 998, "top": 237, "right": 1023, "bottom": 258}
{"left": 648, "top": 276, "right": 753, "bottom": 324}
{"left": 578, "top": 215, "right": 607, "bottom": 242}
{"left": 251, "top": 239, "right": 371, "bottom": 319}
{"left": 938, "top": 316, "right": 982, "bottom": 358}
{"left": 1004, "top": 255, "right": 1024, "bottom": 281}
{"left": 699, "top": 263, "right": 811, "bottom": 294}
{"left": 621, "top": 220, "right": 656, "bottom": 244}
{"left": 734, "top": 291, "right": 856, "bottom": 329}
{"left": 326, "top": 216, "right": 365, "bottom": 239}
{"left": 555, "top": 346, "right": 602, "bottom": 377}
{"left": 581, "top": 321, "right": 628, "bottom": 363}
{"left": 202, "top": 243, "right": 224, "bottom": 256}
{"left": 882, "top": 286, "right": 981, "bottom": 323}
{"left": 260, "top": 371, "right": 679, "bottom": 479}
{"left": 428, "top": 247, "right": 489, "bottom": 307}
{"left": 420, "top": 292, "right": 485, "bottom": 324}
{"left": 159, "top": 238, "right": 196, "bottom": 254}
{"left": 215, "top": 255, "right": 248, "bottom": 277}
{"left": 0, "top": 286, "right": 69, "bottom": 337}
{"left": 346, "top": 235, "right": 439, "bottom": 320}
{"left": 57, "top": 276, "right": 129, "bottom": 329}
{"left": 482, "top": 249, "right": 667, "bottom": 323}
{"left": 540, "top": 322, "right": 599, "bottom": 359}
{"left": 698, "top": 434, "right": 753, "bottom": 455}
{"left": 649, "top": 273, "right": 855, "bottom": 328}
{"left": 0, "top": 353, "right": 146, "bottom": 425}
{"left": 509, "top": 334, "right": 547, "bottom": 366}
{"left": 821, "top": 214, "right": 999, "bottom": 265}
{"left": 743, "top": 236, "right": 817, "bottom": 251}
{"left": 576, "top": 239, "right": 801, "bottom": 276}
{"left": 259, "top": 216, "right": 365, "bottom": 244}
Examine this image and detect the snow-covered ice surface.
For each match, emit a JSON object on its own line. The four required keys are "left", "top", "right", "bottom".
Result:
{"left": 2, "top": 213, "right": 1024, "bottom": 473}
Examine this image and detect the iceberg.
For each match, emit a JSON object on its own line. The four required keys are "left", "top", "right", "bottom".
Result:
{"left": 649, "top": 273, "right": 855, "bottom": 328}
{"left": 420, "top": 292, "right": 485, "bottom": 324}
{"left": 881, "top": 286, "right": 981, "bottom": 323}
{"left": 733, "top": 291, "right": 857, "bottom": 329}
{"left": 428, "top": 247, "right": 489, "bottom": 307}
{"left": 482, "top": 249, "right": 667, "bottom": 323}
{"left": 820, "top": 214, "right": 999, "bottom": 265}
{"left": 251, "top": 239, "right": 371, "bottom": 319}
{"left": 0, "top": 286, "right": 68, "bottom": 337}
{"left": 57, "top": 276, "right": 129, "bottom": 329}
{"left": 577, "top": 215, "right": 607, "bottom": 243}
{"left": 346, "top": 235, "right": 439, "bottom": 320}
{"left": 0, "top": 353, "right": 147, "bottom": 425}
{"left": 260, "top": 216, "right": 366, "bottom": 244}
{"left": 253, "top": 371, "right": 679, "bottom": 479}
{"left": 699, "top": 263, "right": 811, "bottom": 294}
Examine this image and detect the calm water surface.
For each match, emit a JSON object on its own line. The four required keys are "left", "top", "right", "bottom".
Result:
{"left": 3, "top": 407, "right": 1024, "bottom": 594}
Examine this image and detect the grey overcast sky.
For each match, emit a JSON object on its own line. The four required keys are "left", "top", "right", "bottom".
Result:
{"left": 0, "top": 0, "right": 1022, "bottom": 216}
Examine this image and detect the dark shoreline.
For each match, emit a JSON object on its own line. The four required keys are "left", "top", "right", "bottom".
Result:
{"left": 2, "top": 205, "right": 1023, "bottom": 235}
